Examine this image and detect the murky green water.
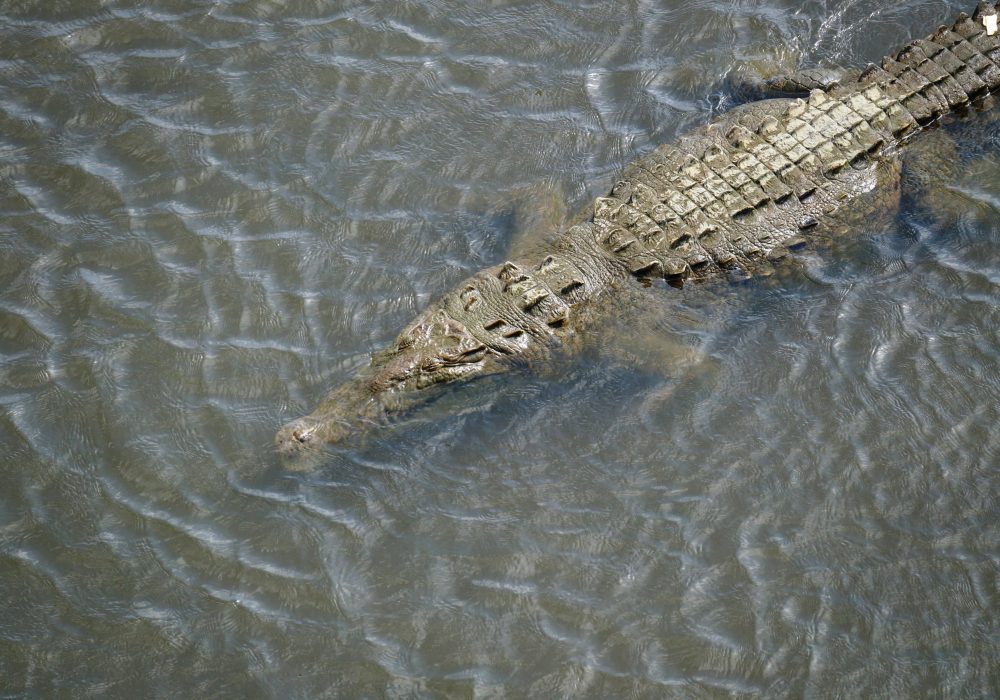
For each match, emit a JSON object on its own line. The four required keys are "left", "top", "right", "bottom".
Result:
{"left": 2, "top": 0, "right": 999, "bottom": 696}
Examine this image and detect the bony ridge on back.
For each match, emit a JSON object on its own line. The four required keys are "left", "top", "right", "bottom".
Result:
{"left": 277, "top": 2, "right": 1000, "bottom": 463}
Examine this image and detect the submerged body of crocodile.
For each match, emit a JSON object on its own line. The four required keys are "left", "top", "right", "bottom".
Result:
{"left": 277, "top": 3, "right": 1000, "bottom": 461}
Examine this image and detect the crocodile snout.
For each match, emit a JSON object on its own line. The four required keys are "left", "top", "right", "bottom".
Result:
{"left": 275, "top": 407, "right": 363, "bottom": 468}
{"left": 275, "top": 417, "right": 325, "bottom": 457}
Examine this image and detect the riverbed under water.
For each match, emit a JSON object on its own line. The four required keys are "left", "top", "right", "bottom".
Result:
{"left": 1, "top": 0, "right": 999, "bottom": 696}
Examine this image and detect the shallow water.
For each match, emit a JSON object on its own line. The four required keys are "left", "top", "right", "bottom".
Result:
{"left": 1, "top": 0, "right": 999, "bottom": 696}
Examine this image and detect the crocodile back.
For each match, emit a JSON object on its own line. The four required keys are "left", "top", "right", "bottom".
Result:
{"left": 562, "top": 4, "right": 1000, "bottom": 288}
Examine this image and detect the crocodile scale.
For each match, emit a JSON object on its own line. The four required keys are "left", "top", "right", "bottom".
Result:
{"left": 276, "top": 2, "right": 1000, "bottom": 459}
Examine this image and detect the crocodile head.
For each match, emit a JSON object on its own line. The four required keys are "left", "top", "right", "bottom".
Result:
{"left": 275, "top": 307, "right": 498, "bottom": 465}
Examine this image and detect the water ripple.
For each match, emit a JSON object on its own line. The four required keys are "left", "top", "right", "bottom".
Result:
{"left": 2, "top": 0, "right": 999, "bottom": 696}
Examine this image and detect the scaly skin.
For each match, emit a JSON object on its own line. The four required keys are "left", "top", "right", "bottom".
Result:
{"left": 277, "top": 2, "right": 1000, "bottom": 463}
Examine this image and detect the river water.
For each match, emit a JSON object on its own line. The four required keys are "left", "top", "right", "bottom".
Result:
{"left": 2, "top": 0, "right": 998, "bottom": 696}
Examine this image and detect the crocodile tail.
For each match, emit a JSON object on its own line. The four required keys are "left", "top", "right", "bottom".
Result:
{"left": 840, "top": 2, "right": 1000, "bottom": 142}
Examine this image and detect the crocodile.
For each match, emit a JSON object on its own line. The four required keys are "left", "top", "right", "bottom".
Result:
{"left": 276, "top": 2, "right": 1000, "bottom": 462}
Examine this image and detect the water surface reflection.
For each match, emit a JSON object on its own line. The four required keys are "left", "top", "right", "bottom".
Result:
{"left": 1, "top": 0, "right": 998, "bottom": 696}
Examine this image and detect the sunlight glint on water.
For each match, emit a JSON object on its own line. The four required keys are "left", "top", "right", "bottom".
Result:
{"left": 0, "top": 1, "right": 998, "bottom": 696}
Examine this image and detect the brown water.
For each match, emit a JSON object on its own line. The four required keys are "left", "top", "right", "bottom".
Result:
{"left": 1, "top": 0, "right": 999, "bottom": 696}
